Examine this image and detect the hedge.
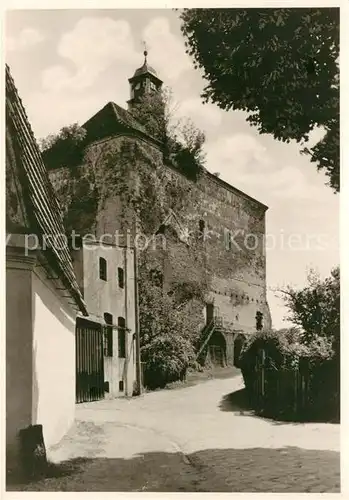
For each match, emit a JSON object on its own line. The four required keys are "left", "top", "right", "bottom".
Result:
{"left": 239, "top": 328, "right": 339, "bottom": 421}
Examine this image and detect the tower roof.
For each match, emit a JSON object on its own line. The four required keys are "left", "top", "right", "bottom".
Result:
{"left": 133, "top": 61, "right": 158, "bottom": 78}
{"left": 129, "top": 50, "right": 161, "bottom": 82}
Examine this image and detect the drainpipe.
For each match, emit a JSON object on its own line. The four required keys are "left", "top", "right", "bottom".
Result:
{"left": 124, "top": 242, "right": 128, "bottom": 395}
{"left": 133, "top": 217, "right": 142, "bottom": 396}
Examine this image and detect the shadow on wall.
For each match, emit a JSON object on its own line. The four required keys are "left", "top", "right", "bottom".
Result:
{"left": 7, "top": 446, "right": 340, "bottom": 493}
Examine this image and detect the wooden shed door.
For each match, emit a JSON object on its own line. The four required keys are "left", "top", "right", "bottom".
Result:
{"left": 76, "top": 318, "right": 105, "bottom": 403}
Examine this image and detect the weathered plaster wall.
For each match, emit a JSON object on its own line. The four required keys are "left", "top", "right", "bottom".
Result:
{"left": 6, "top": 243, "right": 77, "bottom": 469}
{"left": 48, "top": 132, "right": 271, "bottom": 367}
{"left": 72, "top": 241, "right": 136, "bottom": 397}
{"left": 31, "top": 266, "right": 76, "bottom": 449}
{"left": 197, "top": 176, "right": 271, "bottom": 333}
{"left": 6, "top": 262, "right": 33, "bottom": 467}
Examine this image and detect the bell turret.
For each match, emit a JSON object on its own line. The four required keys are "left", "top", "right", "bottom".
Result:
{"left": 127, "top": 49, "right": 163, "bottom": 110}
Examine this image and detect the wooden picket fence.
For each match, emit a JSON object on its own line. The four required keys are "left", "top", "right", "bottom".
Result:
{"left": 246, "top": 348, "right": 339, "bottom": 421}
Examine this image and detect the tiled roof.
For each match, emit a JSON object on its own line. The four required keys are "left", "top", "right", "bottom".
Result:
{"left": 82, "top": 101, "right": 161, "bottom": 145}
{"left": 110, "top": 102, "right": 149, "bottom": 135}
{"left": 6, "top": 64, "right": 88, "bottom": 316}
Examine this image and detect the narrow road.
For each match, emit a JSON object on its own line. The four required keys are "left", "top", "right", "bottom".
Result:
{"left": 10, "top": 375, "right": 340, "bottom": 492}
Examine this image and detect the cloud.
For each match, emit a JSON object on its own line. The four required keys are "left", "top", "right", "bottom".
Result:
{"left": 25, "top": 78, "right": 130, "bottom": 140}
{"left": 143, "top": 17, "right": 192, "bottom": 82}
{"left": 206, "top": 133, "right": 272, "bottom": 172}
{"left": 7, "top": 27, "right": 44, "bottom": 52}
{"left": 42, "top": 15, "right": 192, "bottom": 93}
{"left": 42, "top": 17, "right": 138, "bottom": 91}
{"left": 174, "top": 98, "right": 223, "bottom": 132}
{"left": 205, "top": 134, "right": 326, "bottom": 203}
{"left": 263, "top": 165, "right": 325, "bottom": 201}
{"left": 305, "top": 126, "right": 327, "bottom": 148}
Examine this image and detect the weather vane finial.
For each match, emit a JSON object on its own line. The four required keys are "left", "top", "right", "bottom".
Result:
{"left": 142, "top": 40, "right": 148, "bottom": 62}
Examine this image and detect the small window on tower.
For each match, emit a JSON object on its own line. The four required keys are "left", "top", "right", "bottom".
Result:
{"left": 224, "top": 229, "right": 233, "bottom": 251}
{"left": 118, "top": 317, "right": 126, "bottom": 358}
{"left": 103, "top": 313, "right": 113, "bottom": 357}
{"left": 256, "top": 311, "right": 264, "bottom": 331}
{"left": 118, "top": 267, "right": 124, "bottom": 289}
{"left": 135, "top": 82, "right": 141, "bottom": 90}
{"left": 150, "top": 82, "right": 157, "bottom": 91}
{"left": 99, "top": 257, "right": 107, "bottom": 281}
{"left": 199, "top": 219, "right": 205, "bottom": 238}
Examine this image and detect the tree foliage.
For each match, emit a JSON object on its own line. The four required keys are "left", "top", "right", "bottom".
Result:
{"left": 139, "top": 260, "right": 204, "bottom": 389}
{"left": 130, "top": 87, "right": 171, "bottom": 144}
{"left": 239, "top": 267, "right": 340, "bottom": 420}
{"left": 179, "top": 8, "right": 340, "bottom": 191}
{"left": 39, "top": 123, "right": 86, "bottom": 152}
{"left": 280, "top": 267, "right": 340, "bottom": 349}
{"left": 130, "top": 86, "right": 206, "bottom": 179}
{"left": 39, "top": 123, "right": 87, "bottom": 170}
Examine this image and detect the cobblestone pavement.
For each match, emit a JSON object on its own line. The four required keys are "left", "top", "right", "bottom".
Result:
{"left": 9, "top": 375, "right": 340, "bottom": 492}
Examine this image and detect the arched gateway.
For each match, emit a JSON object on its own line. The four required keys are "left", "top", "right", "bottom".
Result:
{"left": 206, "top": 330, "right": 227, "bottom": 367}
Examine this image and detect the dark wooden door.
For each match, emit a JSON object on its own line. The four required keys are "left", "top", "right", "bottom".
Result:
{"left": 206, "top": 303, "right": 214, "bottom": 324}
{"left": 76, "top": 318, "right": 105, "bottom": 403}
{"left": 209, "top": 345, "right": 225, "bottom": 367}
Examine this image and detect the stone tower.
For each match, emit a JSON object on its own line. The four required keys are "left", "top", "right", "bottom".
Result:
{"left": 127, "top": 50, "right": 163, "bottom": 110}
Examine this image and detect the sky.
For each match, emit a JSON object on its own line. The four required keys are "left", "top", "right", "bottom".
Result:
{"left": 5, "top": 8, "right": 340, "bottom": 329}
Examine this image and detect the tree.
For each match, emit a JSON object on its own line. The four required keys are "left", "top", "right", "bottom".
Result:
{"left": 130, "top": 87, "right": 172, "bottom": 144}
{"left": 130, "top": 86, "right": 206, "bottom": 178}
{"left": 38, "top": 123, "right": 86, "bottom": 152}
{"left": 138, "top": 268, "right": 198, "bottom": 389}
{"left": 279, "top": 267, "right": 340, "bottom": 348}
{"left": 39, "top": 123, "right": 87, "bottom": 170}
{"left": 179, "top": 8, "right": 340, "bottom": 191}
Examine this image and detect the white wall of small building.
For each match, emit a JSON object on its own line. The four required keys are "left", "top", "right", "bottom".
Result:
{"left": 6, "top": 242, "right": 78, "bottom": 469}
{"left": 73, "top": 240, "right": 136, "bottom": 397}
{"left": 31, "top": 267, "right": 76, "bottom": 449}
{"left": 6, "top": 262, "right": 33, "bottom": 468}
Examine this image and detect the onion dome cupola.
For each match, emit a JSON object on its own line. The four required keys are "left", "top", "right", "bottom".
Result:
{"left": 127, "top": 49, "right": 163, "bottom": 110}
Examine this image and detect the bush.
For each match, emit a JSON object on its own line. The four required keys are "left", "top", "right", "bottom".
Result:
{"left": 142, "top": 334, "right": 194, "bottom": 389}
{"left": 239, "top": 328, "right": 338, "bottom": 421}
{"left": 139, "top": 270, "right": 201, "bottom": 389}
